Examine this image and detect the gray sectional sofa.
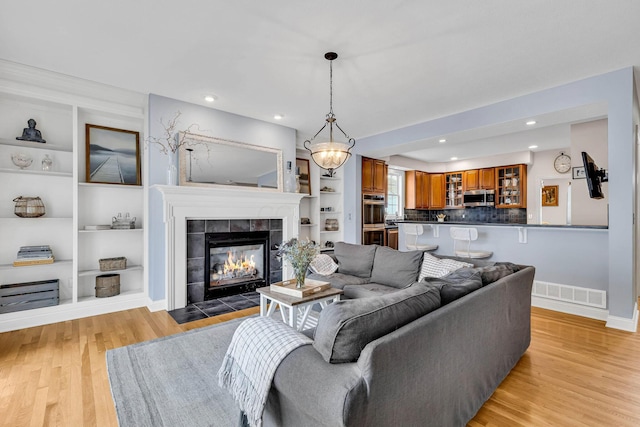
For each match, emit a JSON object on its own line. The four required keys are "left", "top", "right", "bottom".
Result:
{"left": 262, "top": 242, "right": 535, "bottom": 427}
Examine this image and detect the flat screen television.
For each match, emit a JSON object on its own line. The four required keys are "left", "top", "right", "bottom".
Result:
{"left": 581, "top": 151, "right": 608, "bottom": 199}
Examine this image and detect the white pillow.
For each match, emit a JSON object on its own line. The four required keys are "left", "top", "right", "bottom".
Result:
{"left": 309, "top": 254, "right": 339, "bottom": 275}
{"left": 418, "top": 253, "right": 473, "bottom": 281}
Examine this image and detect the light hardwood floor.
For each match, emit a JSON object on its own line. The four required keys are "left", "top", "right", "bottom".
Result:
{"left": 1, "top": 303, "right": 638, "bottom": 427}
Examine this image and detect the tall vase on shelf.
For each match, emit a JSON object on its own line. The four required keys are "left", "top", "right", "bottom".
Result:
{"left": 166, "top": 156, "right": 178, "bottom": 186}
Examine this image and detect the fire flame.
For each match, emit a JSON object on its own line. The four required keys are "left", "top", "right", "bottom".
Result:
{"left": 223, "top": 251, "right": 256, "bottom": 277}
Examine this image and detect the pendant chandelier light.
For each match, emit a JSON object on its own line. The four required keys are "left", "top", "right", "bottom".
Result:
{"left": 304, "top": 52, "right": 355, "bottom": 173}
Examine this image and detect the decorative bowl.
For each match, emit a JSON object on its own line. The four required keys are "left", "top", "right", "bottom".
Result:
{"left": 11, "top": 153, "right": 33, "bottom": 169}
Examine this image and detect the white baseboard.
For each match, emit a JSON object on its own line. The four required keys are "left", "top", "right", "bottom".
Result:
{"left": 147, "top": 298, "right": 167, "bottom": 312}
{"left": 531, "top": 295, "right": 609, "bottom": 321}
{"left": 606, "top": 303, "right": 639, "bottom": 332}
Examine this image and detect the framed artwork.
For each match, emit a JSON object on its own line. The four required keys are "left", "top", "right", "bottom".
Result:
{"left": 572, "top": 166, "right": 586, "bottom": 179}
{"left": 85, "top": 124, "right": 141, "bottom": 185}
{"left": 542, "top": 185, "right": 559, "bottom": 207}
{"left": 296, "top": 158, "right": 311, "bottom": 195}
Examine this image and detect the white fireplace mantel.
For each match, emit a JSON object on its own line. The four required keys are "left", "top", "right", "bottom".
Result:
{"left": 154, "top": 185, "right": 304, "bottom": 310}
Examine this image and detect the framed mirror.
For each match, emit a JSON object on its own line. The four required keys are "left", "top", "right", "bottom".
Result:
{"left": 178, "top": 132, "right": 283, "bottom": 191}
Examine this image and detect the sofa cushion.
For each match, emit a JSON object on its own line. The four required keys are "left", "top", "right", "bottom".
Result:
{"left": 306, "top": 272, "right": 369, "bottom": 290}
{"left": 309, "top": 254, "right": 339, "bottom": 275}
{"left": 370, "top": 246, "right": 423, "bottom": 289}
{"left": 342, "top": 283, "right": 399, "bottom": 299}
{"left": 422, "top": 268, "right": 483, "bottom": 305}
{"left": 418, "top": 252, "right": 473, "bottom": 281}
{"left": 313, "top": 284, "right": 441, "bottom": 363}
{"left": 333, "top": 242, "right": 377, "bottom": 278}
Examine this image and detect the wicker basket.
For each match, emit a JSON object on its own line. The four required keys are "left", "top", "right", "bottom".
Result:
{"left": 99, "top": 257, "right": 127, "bottom": 271}
{"left": 13, "top": 196, "right": 45, "bottom": 218}
{"left": 95, "top": 274, "right": 120, "bottom": 298}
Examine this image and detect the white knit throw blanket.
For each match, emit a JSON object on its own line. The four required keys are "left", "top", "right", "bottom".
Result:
{"left": 218, "top": 316, "right": 312, "bottom": 427}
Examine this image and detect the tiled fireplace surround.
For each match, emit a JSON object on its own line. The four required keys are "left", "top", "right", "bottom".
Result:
{"left": 156, "top": 186, "right": 303, "bottom": 310}
{"left": 186, "top": 218, "right": 283, "bottom": 304}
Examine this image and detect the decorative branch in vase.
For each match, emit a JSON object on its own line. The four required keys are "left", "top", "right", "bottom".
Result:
{"left": 146, "top": 111, "right": 204, "bottom": 185}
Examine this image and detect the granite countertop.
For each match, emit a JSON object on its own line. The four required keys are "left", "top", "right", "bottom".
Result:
{"left": 396, "top": 220, "right": 608, "bottom": 230}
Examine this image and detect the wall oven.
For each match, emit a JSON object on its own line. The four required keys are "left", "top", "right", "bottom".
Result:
{"left": 362, "top": 194, "right": 385, "bottom": 227}
{"left": 362, "top": 194, "right": 386, "bottom": 245}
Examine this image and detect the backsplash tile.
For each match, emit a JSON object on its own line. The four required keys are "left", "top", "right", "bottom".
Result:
{"left": 404, "top": 207, "right": 526, "bottom": 224}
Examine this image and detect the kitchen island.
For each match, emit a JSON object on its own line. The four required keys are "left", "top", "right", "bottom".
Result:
{"left": 397, "top": 221, "right": 609, "bottom": 318}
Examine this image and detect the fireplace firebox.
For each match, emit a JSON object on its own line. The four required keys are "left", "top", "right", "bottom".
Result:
{"left": 204, "top": 231, "right": 270, "bottom": 300}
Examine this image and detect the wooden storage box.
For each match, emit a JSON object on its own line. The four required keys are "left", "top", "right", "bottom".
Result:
{"left": 96, "top": 274, "right": 120, "bottom": 298}
{"left": 99, "top": 256, "right": 127, "bottom": 271}
{"left": 0, "top": 279, "right": 59, "bottom": 314}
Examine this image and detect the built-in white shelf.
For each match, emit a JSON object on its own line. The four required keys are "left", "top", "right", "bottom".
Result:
{"left": 0, "top": 138, "right": 72, "bottom": 152}
{"left": 0, "top": 167, "right": 72, "bottom": 177}
{"left": 319, "top": 191, "right": 341, "bottom": 195}
{"left": 299, "top": 224, "right": 317, "bottom": 227}
{"left": 320, "top": 230, "right": 341, "bottom": 234}
{"left": 320, "top": 211, "right": 342, "bottom": 214}
{"left": 78, "top": 265, "right": 143, "bottom": 277}
{"left": 0, "top": 259, "right": 73, "bottom": 271}
{"left": 0, "top": 216, "right": 72, "bottom": 220}
{"left": 77, "top": 288, "right": 145, "bottom": 304}
{"left": 320, "top": 176, "right": 340, "bottom": 181}
{"left": 78, "top": 182, "right": 143, "bottom": 190}
{"left": 78, "top": 228, "right": 143, "bottom": 233}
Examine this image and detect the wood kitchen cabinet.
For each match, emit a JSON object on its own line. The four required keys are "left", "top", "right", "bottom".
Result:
{"left": 405, "top": 170, "right": 430, "bottom": 209}
{"left": 465, "top": 168, "right": 495, "bottom": 190}
{"left": 429, "top": 173, "right": 446, "bottom": 209}
{"left": 386, "top": 228, "right": 398, "bottom": 249}
{"left": 362, "top": 157, "right": 387, "bottom": 194}
{"left": 495, "top": 164, "right": 527, "bottom": 208}
{"left": 445, "top": 172, "right": 464, "bottom": 208}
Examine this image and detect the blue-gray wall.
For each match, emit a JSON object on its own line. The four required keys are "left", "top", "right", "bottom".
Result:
{"left": 342, "top": 68, "right": 638, "bottom": 319}
{"left": 147, "top": 94, "right": 296, "bottom": 302}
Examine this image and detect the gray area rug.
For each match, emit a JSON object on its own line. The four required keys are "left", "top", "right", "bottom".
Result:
{"left": 107, "top": 317, "right": 248, "bottom": 427}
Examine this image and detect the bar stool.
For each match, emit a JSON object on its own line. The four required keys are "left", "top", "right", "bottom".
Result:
{"left": 449, "top": 227, "right": 492, "bottom": 259}
{"left": 404, "top": 224, "right": 438, "bottom": 251}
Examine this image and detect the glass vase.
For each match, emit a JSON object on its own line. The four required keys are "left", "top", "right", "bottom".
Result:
{"left": 166, "top": 159, "right": 178, "bottom": 185}
{"left": 294, "top": 264, "right": 309, "bottom": 289}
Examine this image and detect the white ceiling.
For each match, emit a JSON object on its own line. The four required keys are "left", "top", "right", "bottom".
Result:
{"left": 1, "top": 1, "right": 639, "bottom": 163}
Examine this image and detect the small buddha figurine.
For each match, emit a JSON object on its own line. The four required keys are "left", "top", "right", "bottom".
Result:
{"left": 16, "top": 119, "right": 46, "bottom": 143}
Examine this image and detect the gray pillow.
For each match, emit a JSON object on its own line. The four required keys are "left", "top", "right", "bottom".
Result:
{"left": 313, "top": 284, "right": 441, "bottom": 363}
{"left": 475, "top": 263, "right": 518, "bottom": 286}
{"left": 370, "top": 246, "right": 423, "bottom": 289}
{"left": 423, "top": 269, "right": 483, "bottom": 305}
{"left": 333, "top": 242, "right": 377, "bottom": 278}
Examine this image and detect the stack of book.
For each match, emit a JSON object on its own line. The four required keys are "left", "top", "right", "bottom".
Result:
{"left": 13, "top": 245, "right": 54, "bottom": 267}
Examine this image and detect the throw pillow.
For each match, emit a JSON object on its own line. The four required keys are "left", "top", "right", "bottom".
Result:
{"left": 418, "top": 252, "right": 473, "bottom": 281}
{"left": 333, "top": 242, "right": 377, "bottom": 278}
{"left": 369, "top": 246, "right": 424, "bottom": 289}
{"left": 423, "top": 269, "right": 483, "bottom": 305}
{"left": 309, "top": 254, "right": 339, "bottom": 275}
{"left": 313, "top": 284, "right": 441, "bottom": 363}
{"left": 475, "top": 263, "right": 519, "bottom": 286}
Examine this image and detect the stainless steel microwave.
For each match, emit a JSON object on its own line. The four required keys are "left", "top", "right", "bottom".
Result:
{"left": 463, "top": 189, "right": 495, "bottom": 207}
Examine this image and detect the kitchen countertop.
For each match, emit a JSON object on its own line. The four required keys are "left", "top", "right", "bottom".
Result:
{"left": 396, "top": 220, "right": 608, "bottom": 230}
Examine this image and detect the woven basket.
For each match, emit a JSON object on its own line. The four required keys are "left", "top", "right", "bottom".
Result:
{"left": 99, "top": 257, "right": 127, "bottom": 271}
{"left": 95, "top": 274, "right": 120, "bottom": 298}
{"left": 13, "top": 196, "right": 45, "bottom": 218}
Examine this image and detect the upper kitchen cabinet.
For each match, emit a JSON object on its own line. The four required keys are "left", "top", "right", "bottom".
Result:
{"left": 464, "top": 168, "right": 495, "bottom": 190}
{"left": 429, "top": 173, "right": 446, "bottom": 209}
{"left": 362, "top": 156, "right": 387, "bottom": 194}
{"left": 445, "top": 172, "right": 464, "bottom": 208}
{"left": 495, "top": 164, "right": 527, "bottom": 208}
{"left": 405, "top": 170, "right": 429, "bottom": 209}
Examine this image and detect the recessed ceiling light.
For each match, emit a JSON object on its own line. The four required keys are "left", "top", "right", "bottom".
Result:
{"left": 450, "top": 157, "right": 458, "bottom": 161}
{"left": 439, "top": 139, "right": 447, "bottom": 143}
{"left": 274, "top": 114, "right": 284, "bottom": 120}
{"left": 204, "top": 95, "right": 216, "bottom": 103}
{"left": 526, "top": 120, "right": 537, "bottom": 126}
{"left": 529, "top": 145, "right": 538, "bottom": 149}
